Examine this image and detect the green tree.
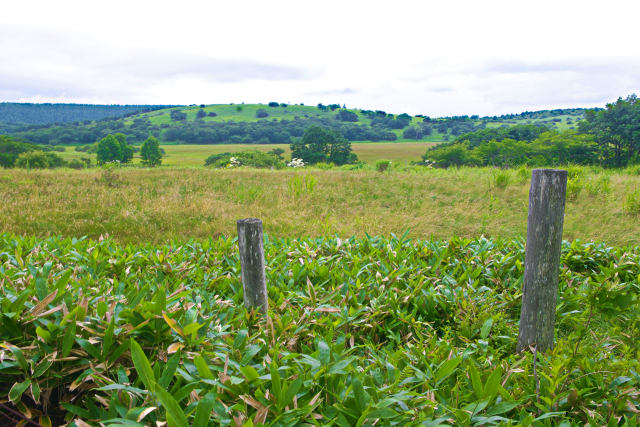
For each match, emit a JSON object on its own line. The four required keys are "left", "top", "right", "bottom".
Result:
{"left": 290, "top": 126, "right": 356, "bottom": 165}
{"left": 141, "top": 135, "right": 163, "bottom": 167}
{"left": 114, "top": 133, "right": 133, "bottom": 163}
{"left": 96, "top": 134, "right": 123, "bottom": 165}
{"left": 581, "top": 94, "right": 640, "bottom": 167}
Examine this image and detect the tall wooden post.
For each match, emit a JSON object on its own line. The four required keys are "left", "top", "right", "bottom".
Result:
{"left": 237, "top": 218, "right": 268, "bottom": 315}
{"left": 517, "top": 169, "right": 567, "bottom": 353}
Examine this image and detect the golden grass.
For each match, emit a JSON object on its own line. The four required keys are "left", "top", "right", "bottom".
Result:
{"left": 1, "top": 167, "right": 638, "bottom": 246}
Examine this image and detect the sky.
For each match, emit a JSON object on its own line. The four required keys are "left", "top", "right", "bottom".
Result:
{"left": 1, "top": 0, "right": 639, "bottom": 117}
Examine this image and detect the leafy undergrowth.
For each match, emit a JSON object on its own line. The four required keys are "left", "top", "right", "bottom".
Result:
{"left": 0, "top": 233, "right": 639, "bottom": 426}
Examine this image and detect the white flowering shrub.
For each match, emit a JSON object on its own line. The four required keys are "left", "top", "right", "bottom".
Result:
{"left": 227, "top": 157, "right": 241, "bottom": 168}
{"left": 287, "top": 158, "right": 305, "bottom": 168}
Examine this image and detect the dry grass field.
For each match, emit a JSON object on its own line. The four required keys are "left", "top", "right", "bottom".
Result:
{"left": 1, "top": 166, "right": 638, "bottom": 245}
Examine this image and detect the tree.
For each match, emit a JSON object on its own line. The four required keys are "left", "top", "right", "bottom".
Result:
{"left": 141, "top": 135, "right": 162, "bottom": 167}
{"left": 335, "top": 110, "right": 358, "bottom": 122}
{"left": 114, "top": 133, "right": 133, "bottom": 163}
{"left": 290, "top": 126, "right": 356, "bottom": 165}
{"left": 581, "top": 94, "right": 640, "bottom": 167}
{"left": 96, "top": 135, "right": 123, "bottom": 165}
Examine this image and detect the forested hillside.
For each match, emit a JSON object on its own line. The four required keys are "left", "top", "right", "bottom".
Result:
{"left": 0, "top": 102, "right": 587, "bottom": 146}
{"left": 0, "top": 103, "right": 177, "bottom": 125}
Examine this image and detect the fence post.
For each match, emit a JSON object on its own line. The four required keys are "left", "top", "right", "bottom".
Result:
{"left": 517, "top": 169, "right": 568, "bottom": 353}
{"left": 237, "top": 218, "right": 268, "bottom": 315}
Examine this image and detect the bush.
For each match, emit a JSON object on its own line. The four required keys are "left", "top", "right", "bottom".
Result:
{"left": 15, "top": 151, "right": 65, "bottom": 169}
{"left": 68, "top": 159, "right": 86, "bottom": 169}
{"left": 566, "top": 176, "right": 583, "bottom": 201}
{"left": 141, "top": 135, "right": 163, "bottom": 167}
{"left": 196, "top": 109, "right": 207, "bottom": 119}
{"left": 493, "top": 170, "right": 511, "bottom": 189}
{"left": 256, "top": 109, "right": 269, "bottom": 118}
{"left": 335, "top": 110, "right": 358, "bottom": 122}
{"left": 268, "top": 102, "right": 279, "bottom": 107}
{"left": 204, "top": 150, "right": 283, "bottom": 169}
{"left": 376, "top": 160, "right": 391, "bottom": 172}
{"left": 623, "top": 189, "right": 640, "bottom": 215}
{"left": 170, "top": 110, "right": 187, "bottom": 121}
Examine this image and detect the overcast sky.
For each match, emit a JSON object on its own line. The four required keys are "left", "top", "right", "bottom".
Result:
{"left": 1, "top": 0, "right": 639, "bottom": 116}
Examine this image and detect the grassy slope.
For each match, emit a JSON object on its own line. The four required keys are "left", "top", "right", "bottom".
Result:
{"left": 1, "top": 167, "right": 638, "bottom": 246}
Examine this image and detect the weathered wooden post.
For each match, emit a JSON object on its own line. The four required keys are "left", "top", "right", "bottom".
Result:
{"left": 517, "top": 169, "right": 568, "bottom": 353}
{"left": 237, "top": 218, "right": 268, "bottom": 315}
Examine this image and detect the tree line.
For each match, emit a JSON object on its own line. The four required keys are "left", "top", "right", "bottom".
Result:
{"left": 425, "top": 95, "right": 640, "bottom": 168}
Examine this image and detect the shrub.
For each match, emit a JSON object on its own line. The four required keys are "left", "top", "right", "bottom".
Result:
{"left": 268, "top": 102, "right": 279, "bottom": 107}
{"left": 68, "top": 159, "right": 85, "bottom": 169}
{"left": 204, "top": 151, "right": 283, "bottom": 169}
{"left": 335, "top": 110, "right": 358, "bottom": 122}
{"left": 623, "top": 189, "right": 640, "bottom": 215}
{"left": 196, "top": 109, "right": 206, "bottom": 119}
{"left": 493, "top": 170, "right": 511, "bottom": 189}
{"left": 256, "top": 109, "right": 269, "bottom": 118}
{"left": 15, "top": 151, "right": 63, "bottom": 169}
{"left": 566, "top": 176, "right": 583, "bottom": 201}
{"left": 208, "top": 112, "right": 217, "bottom": 117}
{"left": 170, "top": 110, "right": 187, "bottom": 121}
{"left": 586, "top": 175, "right": 611, "bottom": 196}
{"left": 141, "top": 135, "right": 163, "bottom": 167}
{"left": 516, "top": 165, "right": 530, "bottom": 184}
{"left": 376, "top": 160, "right": 391, "bottom": 172}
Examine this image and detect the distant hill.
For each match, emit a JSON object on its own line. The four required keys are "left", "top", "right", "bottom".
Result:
{"left": 0, "top": 103, "right": 179, "bottom": 125}
{"left": 0, "top": 102, "right": 590, "bottom": 145}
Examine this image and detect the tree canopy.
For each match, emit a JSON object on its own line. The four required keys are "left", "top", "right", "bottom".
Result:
{"left": 290, "top": 126, "right": 357, "bottom": 165}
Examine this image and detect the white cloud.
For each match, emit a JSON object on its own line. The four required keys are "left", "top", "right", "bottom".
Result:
{"left": 1, "top": 0, "right": 639, "bottom": 115}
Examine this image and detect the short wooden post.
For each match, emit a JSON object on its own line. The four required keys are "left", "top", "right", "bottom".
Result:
{"left": 237, "top": 218, "right": 268, "bottom": 315}
{"left": 517, "top": 169, "right": 567, "bottom": 353}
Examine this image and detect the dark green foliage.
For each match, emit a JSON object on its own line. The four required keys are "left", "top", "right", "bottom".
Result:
{"left": 335, "top": 109, "right": 358, "bottom": 122}
{"left": 268, "top": 102, "right": 280, "bottom": 107}
{"left": 141, "top": 135, "right": 163, "bottom": 167}
{"left": 580, "top": 94, "right": 640, "bottom": 167}
{"left": 0, "top": 135, "right": 62, "bottom": 168}
{"left": 268, "top": 147, "right": 285, "bottom": 159}
{"left": 14, "top": 151, "right": 66, "bottom": 169}
{"left": 204, "top": 150, "right": 283, "bottom": 168}
{"left": 196, "top": 109, "right": 207, "bottom": 119}
{"left": 96, "top": 135, "right": 123, "bottom": 165}
{"left": 114, "top": 133, "right": 133, "bottom": 163}
{"left": 290, "top": 126, "right": 357, "bottom": 165}
{"left": 0, "top": 103, "right": 174, "bottom": 125}
{"left": 170, "top": 110, "right": 187, "bottom": 121}
{"left": 255, "top": 109, "right": 269, "bottom": 118}
{"left": 0, "top": 234, "right": 638, "bottom": 425}
{"left": 426, "top": 130, "right": 598, "bottom": 167}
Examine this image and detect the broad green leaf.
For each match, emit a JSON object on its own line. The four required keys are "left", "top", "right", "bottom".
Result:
{"left": 155, "top": 385, "right": 189, "bottom": 427}
{"left": 480, "top": 317, "right": 494, "bottom": 339}
{"left": 435, "top": 357, "right": 461, "bottom": 385}
{"left": 9, "top": 379, "right": 31, "bottom": 403}
{"left": 193, "top": 392, "right": 216, "bottom": 427}
{"left": 130, "top": 339, "right": 156, "bottom": 392}
{"left": 194, "top": 354, "right": 215, "bottom": 380}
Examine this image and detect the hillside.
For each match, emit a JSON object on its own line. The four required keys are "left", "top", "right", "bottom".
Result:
{"left": 0, "top": 102, "right": 588, "bottom": 146}
{"left": 0, "top": 102, "right": 177, "bottom": 125}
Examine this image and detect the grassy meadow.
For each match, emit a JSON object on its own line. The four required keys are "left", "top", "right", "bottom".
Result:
{"left": 58, "top": 142, "right": 438, "bottom": 167}
{"left": 1, "top": 166, "right": 639, "bottom": 246}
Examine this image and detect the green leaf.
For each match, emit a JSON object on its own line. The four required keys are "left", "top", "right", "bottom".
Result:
{"left": 193, "top": 392, "right": 216, "bottom": 427}
{"left": 5, "top": 344, "right": 28, "bottom": 371}
{"left": 352, "top": 377, "right": 370, "bottom": 413}
{"left": 283, "top": 376, "right": 303, "bottom": 408}
{"left": 61, "top": 315, "right": 76, "bottom": 357}
{"left": 486, "top": 401, "right": 520, "bottom": 416}
{"left": 9, "top": 379, "right": 31, "bottom": 403}
{"left": 104, "top": 318, "right": 115, "bottom": 357}
{"left": 130, "top": 339, "right": 156, "bottom": 392}
{"left": 270, "top": 361, "right": 282, "bottom": 403}
{"left": 318, "top": 340, "right": 330, "bottom": 365}
{"left": 194, "top": 354, "right": 215, "bottom": 380}
{"left": 469, "top": 364, "right": 483, "bottom": 399}
{"left": 435, "top": 357, "right": 461, "bottom": 385}
{"left": 155, "top": 384, "right": 189, "bottom": 427}
{"left": 159, "top": 352, "right": 181, "bottom": 389}
{"left": 239, "top": 365, "right": 260, "bottom": 383}
{"left": 480, "top": 317, "right": 494, "bottom": 339}
{"left": 484, "top": 367, "right": 502, "bottom": 401}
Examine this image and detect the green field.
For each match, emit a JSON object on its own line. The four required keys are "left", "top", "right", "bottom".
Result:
{"left": 58, "top": 142, "right": 438, "bottom": 167}
{"left": 1, "top": 166, "right": 639, "bottom": 246}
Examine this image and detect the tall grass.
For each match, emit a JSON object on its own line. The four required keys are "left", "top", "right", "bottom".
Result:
{"left": 1, "top": 166, "right": 639, "bottom": 245}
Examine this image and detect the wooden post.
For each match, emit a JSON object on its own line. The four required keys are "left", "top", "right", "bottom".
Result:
{"left": 237, "top": 218, "right": 268, "bottom": 315}
{"left": 517, "top": 169, "right": 567, "bottom": 353}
